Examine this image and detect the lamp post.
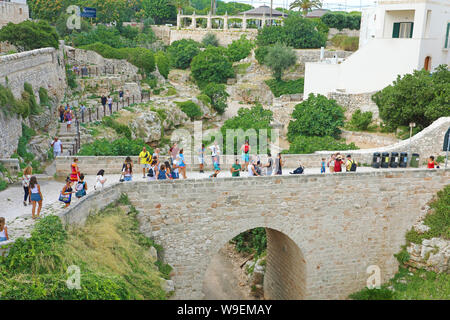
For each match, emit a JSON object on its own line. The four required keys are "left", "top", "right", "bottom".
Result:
{"left": 408, "top": 122, "right": 415, "bottom": 159}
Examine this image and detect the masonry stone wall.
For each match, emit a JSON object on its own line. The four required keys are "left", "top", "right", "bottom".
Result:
{"left": 168, "top": 28, "right": 258, "bottom": 46}
{"left": 341, "top": 129, "right": 400, "bottom": 147}
{"left": 0, "top": 112, "right": 22, "bottom": 158}
{"left": 57, "top": 169, "right": 449, "bottom": 299}
{"left": 328, "top": 91, "right": 380, "bottom": 121}
{"left": 0, "top": 46, "right": 66, "bottom": 101}
{"left": 327, "top": 28, "right": 360, "bottom": 39}
{"left": 0, "top": 1, "right": 29, "bottom": 28}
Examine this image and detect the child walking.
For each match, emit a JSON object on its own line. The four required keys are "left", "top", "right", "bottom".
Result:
{"left": 320, "top": 158, "right": 326, "bottom": 174}
{"left": 75, "top": 174, "right": 88, "bottom": 198}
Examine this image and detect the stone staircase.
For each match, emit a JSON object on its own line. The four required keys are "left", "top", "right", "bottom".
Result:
{"left": 56, "top": 122, "right": 79, "bottom": 156}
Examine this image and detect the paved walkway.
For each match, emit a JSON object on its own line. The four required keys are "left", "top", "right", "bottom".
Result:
{"left": 1, "top": 166, "right": 378, "bottom": 242}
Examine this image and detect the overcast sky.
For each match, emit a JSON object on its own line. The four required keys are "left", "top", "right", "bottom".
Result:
{"left": 223, "top": 0, "right": 379, "bottom": 11}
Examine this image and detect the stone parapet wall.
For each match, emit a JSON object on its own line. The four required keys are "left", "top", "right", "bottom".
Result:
{"left": 294, "top": 49, "right": 353, "bottom": 65}
{"left": 0, "top": 113, "right": 22, "bottom": 158}
{"left": 341, "top": 130, "right": 400, "bottom": 147}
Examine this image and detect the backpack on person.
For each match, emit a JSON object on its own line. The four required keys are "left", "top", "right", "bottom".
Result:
{"left": 290, "top": 166, "right": 304, "bottom": 174}
{"left": 147, "top": 167, "right": 154, "bottom": 177}
{"left": 349, "top": 160, "right": 357, "bottom": 172}
{"left": 75, "top": 181, "right": 86, "bottom": 198}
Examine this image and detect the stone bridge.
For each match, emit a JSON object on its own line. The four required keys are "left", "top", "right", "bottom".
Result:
{"left": 60, "top": 168, "right": 449, "bottom": 299}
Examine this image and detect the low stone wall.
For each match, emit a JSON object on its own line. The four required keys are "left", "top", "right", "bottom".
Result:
{"left": 329, "top": 91, "right": 380, "bottom": 121}
{"left": 341, "top": 130, "right": 400, "bottom": 148}
{"left": 294, "top": 49, "right": 353, "bottom": 65}
{"left": 0, "top": 158, "right": 20, "bottom": 174}
{"left": 327, "top": 28, "right": 360, "bottom": 39}
{"left": 168, "top": 28, "right": 258, "bottom": 46}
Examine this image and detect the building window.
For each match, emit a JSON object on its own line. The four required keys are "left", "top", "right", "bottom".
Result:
{"left": 445, "top": 23, "right": 450, "bottom": 48}
{"left": 392, "top": 22, "right": 414, "bottom": 38}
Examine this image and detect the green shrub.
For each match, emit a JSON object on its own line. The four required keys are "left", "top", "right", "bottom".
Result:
{"left": 0, "top": 179, "right": 7, "bottom": 191}
{"left": 321, "top": 12, "right": 361, "bottom": 30}
{"left": 65, "top": 64, "right": 78, "bottom": 89}
{"left": 175, "top": 100, "right": 203, "bottom": 120}
{"left": 196, "top": 94, "right": 211, "bottom": 106}
{"left": 330, "top": 34, "right": 359, "bottom": 51}
{"left": 191, "top": 46, "right": 234, "bottom": 87}
{"left": 257, "top": 16, "right": 326, "bottom": 49}
{"left": 346, "top": 109, "right": 373, "bottom": 131}
{"left": 288, "top": 94, "right": 345, "bottom": 141}
{"left": 165, "top": 87, "right": 177, "bottom": 96}
{"left": 167, "top": 39, "right": 201, "bottom": 69}
{"left": 285, "top": 135, "right": 359, "bottom": 154}
{"left": 226, "top": 35, "right": 254, "bottom": 62}
{"left": 220, "top": 105, "right": 273, "bottom": 154}
{"left": 232, "top": 228, "right": 267, "bottom": 256}
{"left": 102, "top": 116, "right": 132, "bottom": 139}
{"left": 78, "top": 138, "right": 152, "bottom": 156}
{"left": 265, "top": 78, "right": 304, "bottom": 97}
{"left": 202, "top": 83, "right": 229, "bottom": 114}
{"left": 155, "top": 51, "right": 170, "bottom": 79}
{"left": 255, "top": 46, "right": 269, "bottom": 65}
{"left": 38, "top": 87, "right": 50, "bottom": 108}
{"left": 372, "top": 65, "right": 450, "bottom": 132}
{"left": 0, "top": 20, "right": 59, "bottom": 52}
{"left": 23, "top": 83, "right": 40, "bottom": 115}
{"left": 202, "top": 33, "right": 219, "bottom": 47}
{"left": 349, "top": 287, "right": 394, "bottom": 300}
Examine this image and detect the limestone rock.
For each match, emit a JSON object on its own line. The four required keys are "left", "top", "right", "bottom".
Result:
{"left": 406, "top": 237, "right": 449, "bottom": 273}
{"left": 160, "top": 278, "right": 175, "bottom": 293}
{"left": 149, "top": 246, "right": 158, "bottom": 260}
{"left": 129, "top": 112, "right": 162, "bottom": 143}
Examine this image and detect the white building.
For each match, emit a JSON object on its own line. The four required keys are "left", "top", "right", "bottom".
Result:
{"left": 0, "top": 0, "right": 29, "bottom": 28}
{"left": 304, "top": 0, "right": 450, "bottom": 96}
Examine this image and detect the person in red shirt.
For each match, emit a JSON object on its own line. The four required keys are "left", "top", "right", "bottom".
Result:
{"left": 334, "top": 154, "right": 344, "bottom": 172}
{"left": 427, "top": 156, "right": 439, "bottom": 169}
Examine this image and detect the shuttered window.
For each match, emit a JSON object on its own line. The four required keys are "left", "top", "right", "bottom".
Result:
{"left": 445, "top": 23, "right": 450, "bottom": 48}
{"left": 392, "top": 22, "right": 413, "bottom": 38}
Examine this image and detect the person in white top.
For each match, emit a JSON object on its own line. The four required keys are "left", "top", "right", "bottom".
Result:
{"left": 107, "top": 96, "right": 113, "bottom": 114}
{"left": 95, "top": 169, "right": 107, "bottom": 190}
{"left": 22, "top": 166, "right": 32, "bottom": 206}
{"left": 209, "top": 141, "right": 221, "bottom": 165}
{"left": 248, "top": 160, "right": 260, "bottom": 177}
{"left": 51, "top": 137, "right": 63, "bottom": 158}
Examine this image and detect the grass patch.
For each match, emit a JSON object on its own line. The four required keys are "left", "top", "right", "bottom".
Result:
{"left": 0, "top": 202, "right": 169, "bottom": 299}
{"left": 233, "top": 62, "right": 251, "bottom": 75}
{"left": 265, "top": 78, "right": 304, "bottom": 97}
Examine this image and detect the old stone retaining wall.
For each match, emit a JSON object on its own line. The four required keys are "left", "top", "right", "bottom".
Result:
{"left": 328, "top": 91, "right": 380, "bottom": 121}
{"left": 168, "top": 28, "right": 258, "bottom": 46}
{"left": 56, "top": 169, "right": 449, "bottom": 299}
{"left": 327, "top": 28, "right": 360, "bottom": 39}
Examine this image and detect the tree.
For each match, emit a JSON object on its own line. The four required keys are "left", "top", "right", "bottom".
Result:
{"left": 141, "top": 0, "right": 177, "bottom": 24}
{"left": 220, "top": 105, "right": 273, "bottom": 154}
{"left": 264, "top": 43, "right": 296, "bottom": 80}
{"left": 372, "top": 65, "right": 450, "bottom": 131}
{"left": 191, "top": 46, "right": 234, "bottom": 87}
{"left": 155, "top": 51, "right": 170, "bottom": 78}
{"left": 202, "top": 83, "right": 229, "bottom": 114}
{"left": 226, "top": 35, "right": 254, "bottom": 62}
{"left": 289, "top": 0, "right": 322, "bottom": 16}
{"left": 171, "top": 0, "right": 190, "bottom": 13}
{"left": 202, "top": 33, "right": 219, "bottom": 47}
{"left": 167, "top": 39, "right": 201, "bottom": 69}
{"left": 0, "top": 20, "right": 59, "bottom": 52}
{"left": 287, "top": 94, "right": 345, "bottom": 141}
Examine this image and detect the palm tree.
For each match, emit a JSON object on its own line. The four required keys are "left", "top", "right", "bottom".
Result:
{"left": 171, "top": 0, "right": 190, "bottom": 14}
{"left": 289, "top": 0, "right": 322, "bottom": 17}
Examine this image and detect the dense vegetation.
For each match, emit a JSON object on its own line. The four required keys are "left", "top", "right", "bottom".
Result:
{"left": 220, "top": 105, "right": 272, "bottom": 154}
{"left": 0, "top": 83, "right": 46, "bottom": 119}
{"left": 175, "top": 100, "right": 203, "bottom": 120}
{"left": 257, "top": 15, "right": 327, "bottom": 49}
{"left": 0, "top": 197, "right": 171, "bottom": 299}
{"left": 226, "top": 35, "right": 254, "bottom": 62}
{"left": 321, "top": 11, "right": 361, "bottom": 30}
{"left": 78, "top": 137, "right": 151, "bottom": 156}
{"left": 167, "top": 39, "right": 201, "bottom": 70}
{"left": 0, "top": 20, "right": 59, "bottom": 52}
{"left": 350, "top": 185, "right": 450, "bottom": 300}
{"left": 346, "top": 109, "right": 374, "bottom": 131}
{"left": 78, "top": 43, "right": 156, "bottom": 74}
{"left": 232, "top": 228, "right": 267, "bottom": 256}
{"left": 265, "top": 78, "right": 304, "bottom": 97}
{"left": 202, "top": 83, "right": 229, "bottom": 114}
{"left": 155, "top": 51, "right": 170, "bottom": 79}
{"left": 202, "top": 33, "right": 219, "bottom": 47}
{"left": 372, "top": 65, "right": 450, "bottom": 132}
{"left": 287, "top": 94, "right": 345, "bottom": 141}
{"left": 191, "top": 46, "right": 235, "bottom": 87}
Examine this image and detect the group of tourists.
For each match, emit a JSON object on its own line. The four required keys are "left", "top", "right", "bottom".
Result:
{"left": 325, "top": 153, "right": 358, "bottom": 173}
{"left": 58, "top": 104, "right": 74, "bottom": 131}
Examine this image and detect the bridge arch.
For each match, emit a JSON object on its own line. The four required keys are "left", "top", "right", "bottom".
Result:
{"left": 204, "top": 225, "right": 308, "bottom": 300}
